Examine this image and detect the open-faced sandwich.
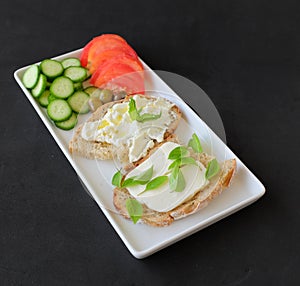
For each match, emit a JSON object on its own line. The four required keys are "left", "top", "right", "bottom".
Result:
{"left": 112, "top": 135, "right": 236, "bottom": 227}
{"left": 69, "top": 94, "right": 181, "bottom": 164}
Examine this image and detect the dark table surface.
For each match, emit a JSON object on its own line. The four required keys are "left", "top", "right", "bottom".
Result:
{"left": 1, "top": 0, "right": 299, "bottom": 285}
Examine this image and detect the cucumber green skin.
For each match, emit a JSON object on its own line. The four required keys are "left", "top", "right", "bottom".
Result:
{"left": 50, "top": 76, "right": 74, "bottom": 99}
{"left": 38, "top": 90, "right": 50, "bottom": 107}
{"left": 40, "top": 59, "right": 64, "bottom": 80}
{"left": 22, "top": 65, "right": 40, "bottom": 89}
{"left": 61, "top": 57, "right": 81, "bottom": 69}
{"left": 67, "top": 91, "right": 90, "bottom": 114}
{"left": 55, "top": 112, "right": 78, "bottom": 130}
{"left": 64, "top": 67, "right": 87, "bottom": 83}
{"left": 47, "top": 99, "right": 72, "bottom": 122}
{"left": 31, "top": 74, "right": 47, "bottom": 98}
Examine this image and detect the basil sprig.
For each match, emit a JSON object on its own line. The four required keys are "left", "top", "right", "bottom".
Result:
{"left": 128, "top": 98, "right": 161, "bottom": 123}
{"left": 168, "top": 156, "right": 197, "bottom": 170}
{"left": 122, "top": 165, "right": 153, "bottom": 187}
{"left": 167, "top": 145, "right": 196, "bottom": 193}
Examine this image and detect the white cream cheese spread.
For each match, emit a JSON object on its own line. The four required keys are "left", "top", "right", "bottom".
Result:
{"left": 125, "top": 142, "right": 209, "bottom": 212}
{"left": 81, "top": 95, "right": 176, "bottom": 163}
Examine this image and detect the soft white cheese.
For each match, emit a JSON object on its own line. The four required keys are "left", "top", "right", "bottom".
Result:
{"left": 81, "top": 95, "right": 175, "bottom": 162}
{"left": 126, "top": 142, "right": 209, "bottom": 212}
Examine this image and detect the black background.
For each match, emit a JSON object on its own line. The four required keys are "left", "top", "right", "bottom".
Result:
{"left": 1, "top": 0, "right": 299, "bottom": 285}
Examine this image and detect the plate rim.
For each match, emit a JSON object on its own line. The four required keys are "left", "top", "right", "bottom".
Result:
{"left": 14, "top": 48, "right": 265, "bottom": 259}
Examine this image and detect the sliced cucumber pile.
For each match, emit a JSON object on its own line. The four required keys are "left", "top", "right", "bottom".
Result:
{"left": 22, "top": 57, "right": 91, "bottom": 130}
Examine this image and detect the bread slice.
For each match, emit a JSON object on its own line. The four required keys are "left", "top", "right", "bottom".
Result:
{"left": 69, "top": 95, "right": 182, "bottom": 163}
{"left": 113, "top": 149, "right": 236, "bottom": 227}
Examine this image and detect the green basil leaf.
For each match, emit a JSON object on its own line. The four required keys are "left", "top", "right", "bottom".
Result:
{"left": 168, "top": 146, "right": 189, "bottom": 160}
{"left": 129, "top": 98, "right": 162, "bottom": 123}
{"left": 133, "top": 165, "right": 153, "bottom": 183}
{"left": 112, "top": 170, "right": 122, "bottom": 187}
{"left": 136, "top": 111, "right": 162, "bottom": 122}
{"left": 168, "top": 160, "right": 180, "bottom": 170}
{"left": 122, "top": 166, "right": 154, "bottom": 188}
{"left": 174, "top": 169, "right": 186, "bottom": 192}
{"left": 144, "top": 176, "right": 168, "bottom": 191}
{"left": 179, "top": 156, "right": 197, "bottom": 166}
{"left": 188, "top": 133, "right": 203, "bottom": 153}
{"left": 169, "top": 166, "right": 186, "bottom": 192}
{"left": 122, "top": 178, "right": 141, "bottom": 188}
{"left": 168, "top": 157, "right": 197, "bottom": 170}
{"left": 128, "top": 98, "right": 139, "bottom": 121}
{"left": 126, "top": 198, "right": 143, "bottom": 224}
{"left": 205, "top": 158, "right": 220, "bottom": 179}
{"left": 169, "top": 165, "right": 179, "bottom": 190}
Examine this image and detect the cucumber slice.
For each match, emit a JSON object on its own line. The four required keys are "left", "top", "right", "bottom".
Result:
{"left": 38, "top": 90, "right": 50, "bottom": 107}
{"left": 61, "top": 57, "right": 81, "bottom": 69}
{"left": 74, "top": 82, "right": 83, "bottom": 91}
{"left": 40, "top": 59, "right": 63, "bottom": 80}
{"left": 22, "top": 65, "right": 40, "bottom": 89}
{"left": 31, "top": 74, "right": 47, "bottom": 98}
{"left": 67, "top": 91, "right": 90, "bottom": 114}
{"left": 48, "top": 93, "right": 58, "bottom": 103}
{"left": 50, "top": 76, "right": 74, "bottom": 99}
{"left": 64, "top": 66, "right": 87, "bottom": 83}
{"left": 55, "top": 112, "right": 78, "bottom": 130}
{"left": 47, "top": 99, "right": 72, "bottom": 122}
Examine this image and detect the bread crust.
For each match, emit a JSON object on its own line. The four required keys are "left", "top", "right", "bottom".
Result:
{"left": 113, "top": 155, "right": 236, "bottom": 227}
{"left": 69, "top": 95, "right": 182, "bottom": 163}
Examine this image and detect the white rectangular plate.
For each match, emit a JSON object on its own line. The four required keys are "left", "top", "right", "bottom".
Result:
{"left": 14, "top": 48, "right": 265, "bottom": 259}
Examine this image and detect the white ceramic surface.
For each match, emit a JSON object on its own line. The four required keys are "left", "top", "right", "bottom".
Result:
{"left": 14, "top": 49, "right": 265, "bottom": 259}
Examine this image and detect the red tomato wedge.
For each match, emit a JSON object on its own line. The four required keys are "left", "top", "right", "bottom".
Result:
{"left": 87, "top": 39, "right": 137, "bottom": 71}
{"left": 81, "top": 34, "right": 144, "bottom": 94}
{"left": 80, "top": 34, "right": 127, "bottom": 67}
{"left": 90, "top": 55, "right": 144, "bottom": 84}
{"left": 89, "top": 47, "right": 139, "bottom": 74}
{"left": 91, "top": 62, "right": 144, "bottom": 95}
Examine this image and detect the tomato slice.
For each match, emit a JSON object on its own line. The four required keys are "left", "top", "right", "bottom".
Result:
{"left": 92, "top": 54, "right": 143, "bottom": 79}
{"left": 89, "top": 47, "right": 138, "bottom": 74}
{"left": 91, "top": 62, "right": 144, "bottom": 94}
{"left": 80, "top": 34, "right": 127, "bottom": 67}
{"left": 90, "top": 56, "right": 144, "bottom": 84}
{"left": 80, "top": 40, "right": 94, "bottom": 67}
{"left": 88, "top": 40, "right": 135, "bottom": 68}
